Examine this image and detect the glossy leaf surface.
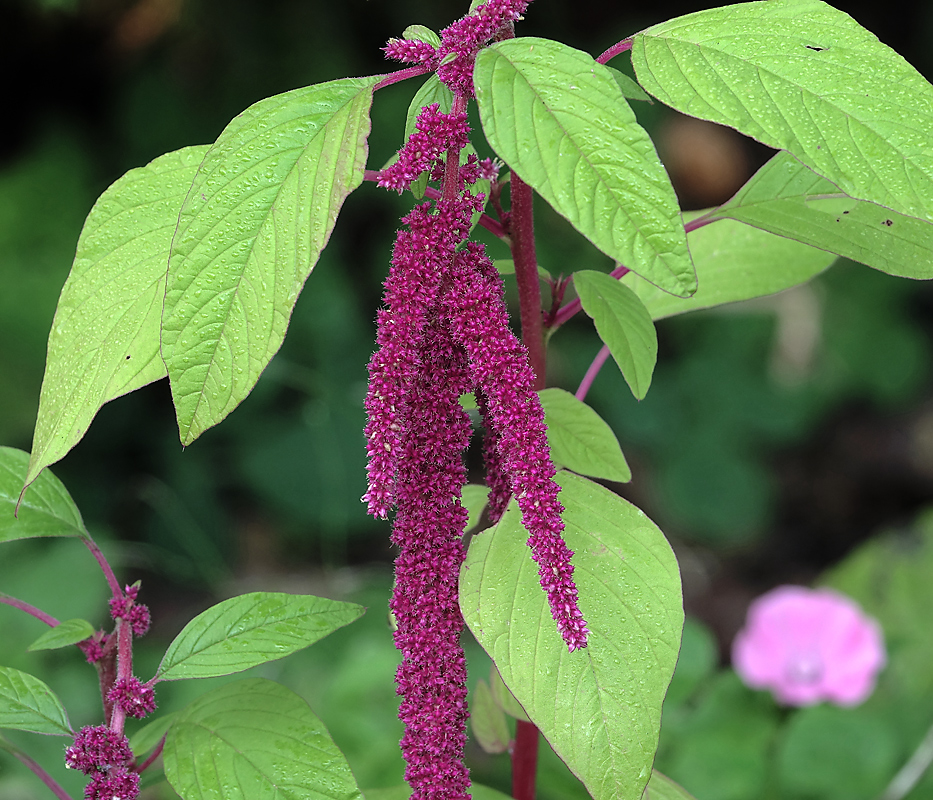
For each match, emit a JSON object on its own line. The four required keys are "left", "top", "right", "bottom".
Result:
{"left": 163, "top": 678, "right": 361, "bottom": 800}
{"left": 27, "top": 618, "right": 95, "bottom": 652}
{"left": 162, "top": 77, "right": 378, "bottom": 444}
{"left": 0, "top": 667, "right": 71, "bottom": 735}
{"left": 623, "top": 218, "right": 836, "bottom": 320}
{"left": 156, "top": 592, "right": 364, "bottom": 681}
{"left": 1, "top": 447, "right": 87, "bottom": 542}
{"left": 475, "top": 38, "right": 695, "bottom": 296}
{"left": 632, "top": 0, "right": 933, "bottom": 221}
{"left": 708, "top": 152, "right": 933, "bottom": 279}
{"left": 574, "top": 270, "right": 658, "bottom": 400}
{"left": 25, "top": 146, "right": 209, "bottom": 487}
{"left": 461, "top": 471, "right": 683, "bottom": 800}
{"left": 538, "top": 388, "right": 630, "bottom": 482}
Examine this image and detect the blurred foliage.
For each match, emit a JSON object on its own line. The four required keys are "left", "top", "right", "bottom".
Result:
{"left": 651, "top": 506, "right": 933, "bottom": 800}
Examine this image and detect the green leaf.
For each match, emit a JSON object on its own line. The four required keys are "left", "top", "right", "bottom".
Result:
{"left": 462, "top": 483, "right": 490, "bottom": 533}
{"left": 162, "top": 77, "right": 379, "bottom": 445}
{"left": 163, "top": 678, "right": 362, "bottom": 800}
{"left": 27, "top": 618, "right": 95, "bottom": 652}
{"left": 156, "top": 591, "right": 364, "bottom": 681}
{"left": 0, "top": 667, "right": 72, "bottom": 736}
{"left": 130, "top": 712, "right": 178, "bottom": 759}
{"left": 460, "top": 471, "right": 683, "bottom": 800}
{"left": 606, "top": 67, "right": 653, "bottom": 103}
{"left": 474, "top": 38, "right": 695, "bottom": 296}
{"left": 470, "top": 679, "right": 511, "bottom": 754}
{"left": 573, "top": 271, "right": 658, "bottom": 400}
{"left": 24, "top": 146, "right": 210, "bottom": 488}
{"left": 402, "top": 25, "right": 440, "bottom": 48}
{"left": 777, "top": 704, "right": 900, "bottom": 800}
{"left": 539, "top": 387, "right": 631, "bottom": 482}
{"left": 706, "top": 151, "right": 933, "bottom": 279}
{"left": 631, "top": 0, "right": 933, "bottom": 222}
{"left": 823, "top": 509, "right": 933, "bottom": 695}
{"left": 622, "top": 217, "right": 836, "bottom": 320}
{"left": 489, "top": 664, "right": 529, "bottom": 722}
{"left": 644, "top": 771, "right": 699, "bottom": 800}
{"left": 0, "top": 447, "right": 87, "bottom": 542}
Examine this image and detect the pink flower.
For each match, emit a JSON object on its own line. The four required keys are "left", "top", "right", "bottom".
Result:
{"left": 732, "top": 585, "right": 886, "bottom": 707}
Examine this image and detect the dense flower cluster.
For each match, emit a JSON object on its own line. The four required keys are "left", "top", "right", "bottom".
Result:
{"left": 109, "top": 585, "right": 150, "bottom": 637}
{"left": 108, "top": 677, "right": 157, "bottom": 719}
{"left": 382, "top": 0, "right": 530, "bottom": 97}
{"left": 378, "top": 104, "right": 470, "bottom": 194}
{"left": 437, "top": 0, "right": 531, "bottom": 96}
{"left": 383, "top": 37, "right": 440, "bottom": 70}
{"left": 65, "top": 725, "right": 139, "bottom": 800}
{"left": 733, "top": 585, "right": 886, "bottom": 706}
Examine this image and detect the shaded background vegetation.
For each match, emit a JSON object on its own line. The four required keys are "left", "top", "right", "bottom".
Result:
{"left": 2, "top": 0, "right": 933, "bottom": 798}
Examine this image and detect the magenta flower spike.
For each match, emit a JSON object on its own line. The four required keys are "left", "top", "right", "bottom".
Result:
{"left": 391, "top": 321, "right": 473, "bottom": 800}
{"left": 732, "top": 585, "right": 886, "bottom": 706}
{"left": 446, "top": 245, "right": 589, "bottom": 651}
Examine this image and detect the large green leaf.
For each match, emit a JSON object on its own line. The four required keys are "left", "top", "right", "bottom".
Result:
{"left": 162, "top": 77, "right": 378, "bottom": 445}
{"left": 163, "top": 678, "right": 361, "bottom": 800}
{"left": 706, "top": 151, "right": 933, "bottom": 279}
{"left": 538, "top": 387, "right": 631, "bottom": 482}
{"left": 631, "top": 0, "right": 933, "bottom": 222}
{"left": 460, "top": 471, "right": 683, "bottom": 800}
{"left": 573, "top": 270, "right": 657, "bottom": 400}
{"left": 644, "top": 771, "right": 699, "bottom": 800}
{"left": 0, "top": 666, "right": 72, "bottom": 736}
{"left": 0, "top": 447, "right": 87, "bottom": 542}
{"left": 156, "top": 592, "right": 364, "bottom": 681}
{"left": 474, "top": 38, "right": 695, "bottom": 297}
{"left": 27, "top": 618, "right": 95, "bottom": 652}
{"left": 24, "top": 146, "right": 210, "bottom": 488}
{"left": 622, "top": 218, "right": 836, "bottom": 320}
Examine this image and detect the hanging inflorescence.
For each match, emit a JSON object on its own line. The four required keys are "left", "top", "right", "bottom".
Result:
{"left": 368, "top": 1, "right": 588, "bottom": 797}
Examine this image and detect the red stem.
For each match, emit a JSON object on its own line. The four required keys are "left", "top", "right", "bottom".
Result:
{"left": 109, "top": 619, "right": 134, "bottom": 734}
{"left": 511, "top": 720, "right": 540, "bottom": 800}
{"left": 0, "top": 739, "right": 75, "bottom": 800}
{"left": 135, "top": 735, "right": 166, "bottom": 774}
{"left": 374, "top": 64, "right": 431, "bottom": 91}
{"left": 509, "top": 171, "right": 546, "bottom": 389}
{"left": 576, "top": 345, "right": 612, "bottom": 402}
{"left": 0, "top": 592, "right": 59, "bottom": 627}
{"left": 82, "top": 536, "right": 122, "bottom": 599}
{"left": 597, "top": 37, "right": 633, "bottom": 64}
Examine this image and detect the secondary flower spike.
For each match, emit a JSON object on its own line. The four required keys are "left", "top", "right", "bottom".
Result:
{"left": 446, "top": 245, "right": 589, "bottom": 651}
{"left": 732, "top": 585, "right": 886, "bottom": 706}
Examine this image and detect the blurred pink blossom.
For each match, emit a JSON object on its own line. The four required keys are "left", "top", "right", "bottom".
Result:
{"left": 732, "top": 585, "right": 886, "bottom": 707}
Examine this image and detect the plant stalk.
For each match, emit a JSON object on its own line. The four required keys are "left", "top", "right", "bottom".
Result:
{"left": 512, "top": 719, "right": 540, "bottom": 800}
{"left": 509, "top": 171, "right": 546, "bottom": 389}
